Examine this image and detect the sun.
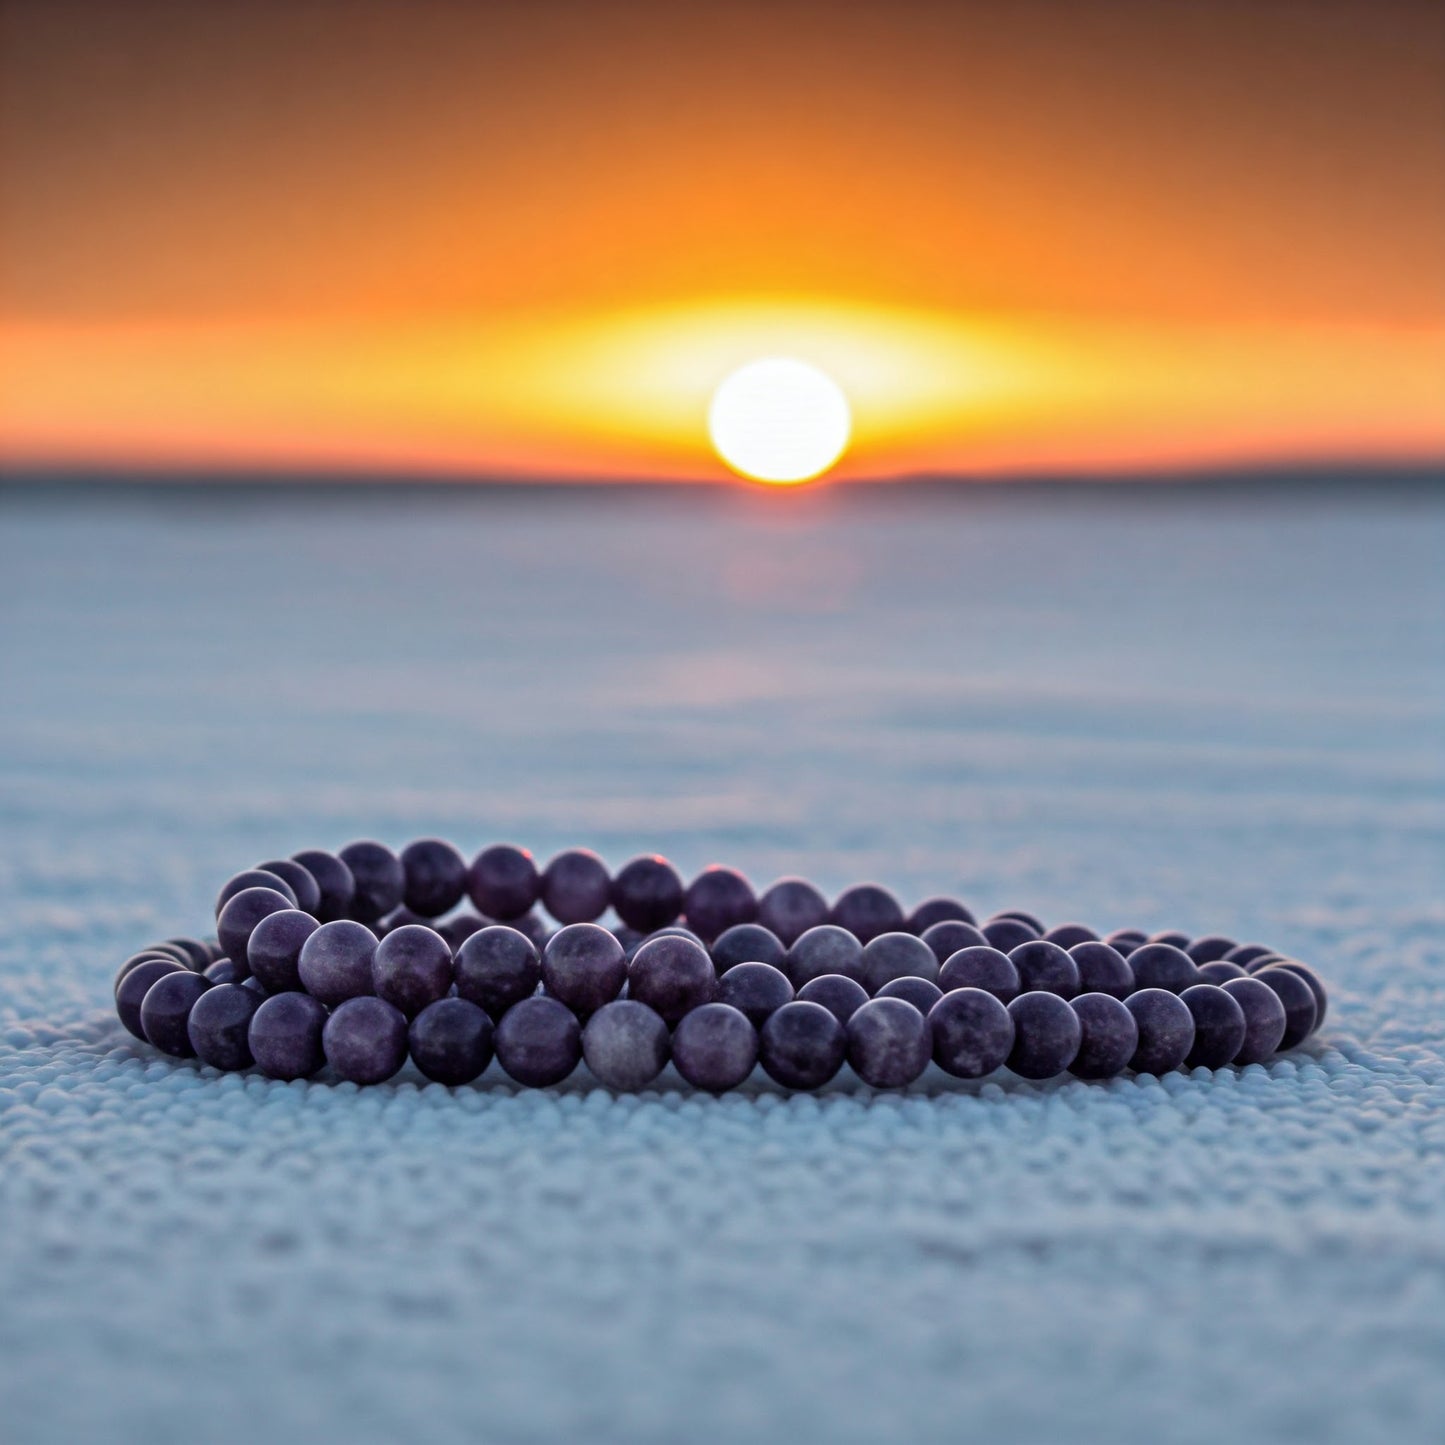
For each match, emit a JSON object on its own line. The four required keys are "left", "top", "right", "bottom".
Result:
{"left": 708, "top": 358, "right": 852, "bottom": 485}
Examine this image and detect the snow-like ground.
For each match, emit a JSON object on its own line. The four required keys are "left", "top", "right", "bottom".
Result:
{"left": 1, "top": 478, "right": 1442, "bottom": 1444}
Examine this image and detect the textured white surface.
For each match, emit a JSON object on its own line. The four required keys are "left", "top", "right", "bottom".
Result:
{"left": 1, "top": 481, "right": 1442, "bottom": 1444}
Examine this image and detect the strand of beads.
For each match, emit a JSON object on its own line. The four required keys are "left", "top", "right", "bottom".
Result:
{"left": 112, "top": 839, "right": 1329, "bottom": 1093}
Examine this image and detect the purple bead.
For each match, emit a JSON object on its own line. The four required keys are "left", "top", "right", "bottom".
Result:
{"left": 831, "top": 883, "right": 905, "bottom": 944}
{"left": 377, "top": 907, "right": 430, "bottom": 936}
{"left": 139, "top": 970, "right": 211, "bottom": 1056}
{"left": 373, "top": 924, "right": 453, "bottom": 1018}
{"left": 248, "top": 992, "right": 328, "bottom": 1080}
{"left": 981, "top": 916, "right": 1040, "bottom": 953}
{"left": 297, "top": 919, "right": 378, "bottom": 1007}
{"left": 758, "top": 1001, "right": 847, "bottom": 1090}
{"left": 938, "top": 945, "right": 1020, "bottom": 1003}
{"left": 467, "top": 843, "right": 539, "bottom": 921}
{"left": 140, "top": 941, "right": 199, "bottom": 968}
{"left": 993, "top": 909, "right": 1044, "bottom": 932}
{"left": 756, "top": 877, "right": 830, "bottom": 947}
{"left": 541, "top": 923, "right": 627, "bottom": 1016}
{"left": 1274, "top": 961, "right": 1327, "bottom": 1031}
{"left": 1148, "top": 929, "right": 1191, "bottom": 949}
{"left": 323, "top": 996, "right": 409, "bottom": 1084}
{"left": 906, "top": 896, "right": 977, "bottom": 933}
{"left": 929, "top": 988, "right": 1014, "bottom": 1078}
{"left": 1128, "top": 942, "right": 1201, "bottom": 994}
{"left": 203, "top": 958, "right": 238, "bottom": 985}
{"left": 580, "top": 999, "right": 670, "bottom": 1090}
{"left": 114, "top": 951, "right": 182, "bottom": 992}
{"left": 1254, "top": 966, "right": 1318, "bottom": 1050}
{"left": 847, "top": 997, "right": 931, "bottom": 1088}
{"left": 1125, "top": 988, "right": 1196, "bottom": 1074}
{"left": 187, "top": 983, "right": 260, "bottom": 1070}
{"left": 254, "top": 860, "right": 321, "bottom": 917}
{"left": 1186, "top": 934, "right": 1237, "bottom": 964}
{"left": 860, "top": 932, "right": 940, "bottom": 994}
{"left": 217, "top": 887, "right": 296, "bottom": 971}
{"left": 1068, "top": 993, "right": 1139, "bottom": 1079}
{"left": 494, "top": 996, "right": 581, "bottom": 1086}
{"left": 716, "top": 962, "right": 794, "bottom": 1028}
{"left": 1068, "top": 941, "right": 1134, "bottom": 1000}
{"left": 1006, "top": 992, "right": 1081, "bottom": 1079}
{"left": 1008, "top": 940, "right": 1081, "bottom": 998}
{"left": 611, "top": 854, "right": 685, "bottom": 933}
{"left": 796, "top": 973, "right": 870, "bottom": 1025}
{"left": 1197, "top": 959, "right": 1247, "bottom": 984}
{"left": 711, "top": 923, "right": 787, "bottom": 975}
{"left": 540, "top": 848, "right": 611, "bottom": 924}
{"left": 162, "top": 937, "right": 213, "bottom": 970}
{"left": 876, "top": 976, "right": 943, "bottom": 1015}
{"left": 408, "top": 998, "right": 495, "bottom": 1085}
{"left": 920, "top": 919, "right": 989, "bottom": 965}
{"left": 247, "top": 909, "right": 320, "bottom": 993}
{"left": 1104, "top": 928, "right": 1146, "bottom": 957}
{"left": 672, "top": 1003, "right": 759, "bottom": 1092}
{"left": 337, "top": 840, "right": 405, "bottom": 924}
{"left": 683, "top": 866, "right": 757, "bottom": 943}
{"left": 399, "top": 838, "right": 468, "bottom": 917}
{"left": 1223, "top": 942, "right": 1275, "bottom": 967}
{"left": 1222, "top": 976, "right": 1288, "bottom": 1063}
{"left": 1180, "top": 983, "right": 1248, "bottom": 1068}
{"left": 1244, "top": 953, "right": 1288, "bottom": 974}
{"left": 786, "top": 924, "right": 865, "bottom": 987}
{"left": 290, "top": 849, "right": 356, "bottom": 922}
{"left": 454, "top": 925, "right": 541, "bottom": 1019}
{"left": 1043, "top": 923, "right": 1097, "bottom": 949}
{"left": 628, "top": 934, "right": 716, "bottom": 1025}
{"left": 216, "top": 869, "right": 298, "bottom": 919}
{"left": 436, "top": 912, "right": 492, "bottom": 951}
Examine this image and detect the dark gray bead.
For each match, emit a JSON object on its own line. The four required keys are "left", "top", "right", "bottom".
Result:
{"left": 876, "top": 976, "right": 943, "bottom": 1014}
{"left": 993, "top": 909, "right": 1044, "bottom": 932}
{"left": 408, "top": 997, "right": 495, "bottom": 1086}
{"left": 929, "top": 988, "right": 1014, "bottom": 1078}
{"left": 1254, "top": 966, "right": 1318, "bottom": 1050}
{"left": 831, "top": 883, "right": 905, "bottom": 944}
{"left": 981, "top": 916, "right": 1040, "bottom": 952}
{"left": 1006, "top": 992, "right": 1081, "bottom": 1078}
{"left": 711, "top": 923, "right": 787, "bottom": 975}
{"left": 246, "top": 909, "right": 320, "bottom": 993}
{"left": 139, "top": 970, "right": 211, "bottom": 1056}
{"left": 494, "top": 996, "right": 581, "bottom": 1086}
{"left": 1043, "top": 923, "right": 1097, "bottom": 949}
{"left": 187, "top": 983, "right": 260, "bottom": 1070}
{"left": 115, "top": 959, "right": 187, "bottom": 1038}
{"left": 162, "top": 937, "right": 214, "bottom": 970}
{"left": 938, "top": 945, "right": 1020, "bottom": 1003}
{"left": 373, "top": 924, "right": 453, "bottom": 1018}
{"left": 337, "top": 840, "right": 405, "bottom": 924}
{"left": 1222, "top": 976, "right": 1288, "bottom": 1063}
{"left": 716, "top": 962, "right": 794, "bottom": 1028}
{"left": 683, "top": 866, "right": 757, "bottom": 943}
{"left": 1068, "top": 941, "right": 1134, "bottom": 1000}
{"left": 399, "top": 838, "right": 468, "bottom": 917}
{"left": 1009, "top": 940, "right": 1081, "bottom": 998}
{"left": 216, "top": 869, "right": 298, "bottom": 919}
{"left": 203, "top": 958, "right": 238, "bottom": 985}
{"left": 906, "top": 897, "right": 977, "bottom": 933}
{"left": 297, "top": 919, "right": 378, "bottom": 1007}
{"left": 1223, "top": 942, "right": 1275, "bottom": 967}
{"left": 1148, "top": 929, "right": 1191, "bottom": 949}
{"left": 628, "top": 934, "right": 716, "bottom": 1025}
{"left": 610, "top": 854, "right": 684, "bottom": 933}
{"left": 860, "top": 931, "right": 940, "bottom": 994}
{"left": 672, "top": 1003, "right": 759, "bottom": 1092}
{"left": 920, "top": 919, "right": 990, "bottom": 965}
{"left": 436, "top": 912, "right": 491, "bottom": 951}
{"left": 758, "top": 1001, "right": 847, "bottom": 1090}
{"left": 1273, "top": 961, "right": 1327, "bottom": 1032}
{"left": 454, "top": 925, "right": 541, "bottom": 1019}
{"left": 217, "top": 887, "right": 296, "bottom": 971}
{"left": 540, "top": 849, "right": 612, "bottom": 924}
{"left": 254, "top": 860, "right": 321, "bottom": 917}
{"left": 1186, "top": 934, "right": 1238, "bottom": 964}
{"left": 797, "top": 973, "right": 870, "bottom": 1024}
{"left": 847, "top": 997, "right": 930, "bottom": 1089}
{"left": 1104, "top": 928, "right": 1146, "bottom": 957}
{"left": 786, "top": 924, "right": 865, "bottom": 987}
{"left": 756, "top": 877, "right": 830, "bottom": 947}
{"left": 467, "top": 843, "right": 540, "bottom": 921}
{"left": 1197, "top": 959, "right": 1247, "bottom": 984}
{"left": 1128, "top": 942, "right": 1201, "bottom": 993}
{"left": 541, "top": 923, "right": 626, "bottom": 1016}
{"left": 248, "top": 992, "right": 328, "bottom": 1080}
{"left": 1125, "top": 988, "right": 1196, "bottom": 1074}
{"left": 581, "top": 999, "right": 670, "bottom": 1090}
{"left": 291, "top": 849, "right": 356, "bottom": 922}
{"left": 323, "top": 996, "right": 409, "bottom": 1084}
{"left": 1068, "top": 993, "right": 1139, "bottom": 1079}
{"left": 1181, "top": 984, "right": 1248, "bottom": 1068}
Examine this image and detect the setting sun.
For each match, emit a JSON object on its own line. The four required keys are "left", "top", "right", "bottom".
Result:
{"left": 708, "top": 358, "right": 852, "bottom": 484}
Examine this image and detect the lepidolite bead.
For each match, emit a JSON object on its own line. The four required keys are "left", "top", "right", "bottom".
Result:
{"left": 187, "top": 982, "right": 260, "bottom": 1070}
{"left": 1006, "top": 992, "right": 1081, "bottom": 1078}
{"left": 683, "top": 866, "right": 757, "bottom": 943}
{"left": 611, "top": 855, "right": 685, "bottom": 933}
{"left": 217, "top": 887, "right": 296, "bottom": 972}
{"left": 1255, "top": 966, "right": 1318, "bottom": 1050}
{"left": 1274, "top": 961, "right": 1327, "bottom": 1031}
{"left": 116, "top": 959, "right": 187, "bottom": 1038}
{"left": 216, "top": 869, "right": 298, "bottom": 919}
{"left": 797, "top": 973, "right": 870, "bottom": 1025}
{"left": 860, "top": 932, "right": 939, "bottom": 994}
{"left": 1222, "top": 976, "right": 1288, "bottom": 1063}
{"left": 254, "top": 860, "right": 321, "bottom": 917}
{"left": 938, "top": 945, "right": 1020, "bottom": 1002}
{"left": 203, "top": 958, "right": 238, "bottom": 985}
{"left": 372, "top": 924, "right": 453, "bottom": 1018}
{"left": 1128, "top": 942, "right": 1201, "bottom": 993}
{"left": 1043, "top": 923, "right": 1097, "bottom": 949}
{"left": 1197, "top": 959, "right": 1247, "bottom": 984}
{"left": 337, "top": 840, "right": 405, "bottom": 924}
{"left": 494, "top": 996, "right": 581, "bottom": 1086}
{"left": 1148, "top": 929, "right": 1191, "bottom": 949}
{"left": 876, "top": 976, "right": 943, "bottom": 1015}
{"left": 628, "top": 934, "right": 716, "bottom": 1025}
{"left": 716, "top": 962, "right": 794, "bottom": 1028}
{"left": 581, "top": 1000, "right": 670, "bottom": 1090}
{"left": 906, "top": 897, "right": 976, "bottom": 933}
{"left": 467, "top": 843, "right": 539, "bottom": 920}
{"left": 1223, "top": 942, "right": 1275, "bottom": 967}
{"left": 540, "top": 848, "right": 611, "bottom": 924}
{"left": 711, "top": 923, "right": 787, "bottom": 975}
{"left": 1186, "top": 934, "right": 1237, "bottom": 965}
{"left": 992, "top": 909, "right": 1044, "bottom": 932}
{"left": 322, "top": 996, "right": 408, "bottom": 1084}
{"left": 1068, "top": 941, "right": 1134, "bottom": 1000}
{"left": 847, "top": 997, "right": 931, "bottom": 1088}
{"left": 290, "top": 849, "right": 356, "bottom": 923}
{"left": 921, "top": 919, "right": 989, "bottom": 966}
{"left": 786, "top": 924, "right": 865, "bottom": 987}
{"left": 1067, "top": 993, "right": 1138, "bottom": 1079}
{"left": 248, "top": 992, "right": 328, "bottom": 1080}
{"left": 830, "top": 883, "right": 905, "bottom": 944}
{"left": 1104, "top": 928, "right": 1146, "bottom": 957}
{"left": 246, "top": 909, "right": 320, "bottom": 993}
{"left": 162, "top": 937, "right": 214, "bottom": 970}
{"left": 454, "top": 925, "right": 541, "bottom": 1019}
{"left": 399, "top": 838, "right": 468, "bottom": 918}
{"left": 1244, "top": 954, "right": 1287, "bottom": 974}
{"left": 437, "top": 912, "right": 491, "bottom": 952}
{"left": 672, "top": 1003, "right": 759, "bottom": 1092}
{"left": 929, "top": 988, "right": 1013, "bottom": 1078}
{"left": 1009, "top": 939, "right": 1081, "bottom": 998}
{"left": 115, "top": 951, "right": 181, "bottom": 991}
{"left": 756, "top": 877, "right": 829, "bottom": 947}
{"left": 758, "top": 1001, "right": 847, "bottom": 1089}
{"left": 1180, "top": 984, "right": 1248, "bottom": 1068}
{"left": 139, "top": 970, "right": 211, "bottom": 1057}
{"left": 981, "top": 916, "right": 1040, "bottom": 953}
{"left": 541, "top": 923, "right": 626, "bottom": 1016}
{"left": 1125, "top": 988, "right": 1196, "bottom": 1074}
{"left": 408, "top": 998, "right": 495, "bottom": 1085}
{"left": 297, "top": 920, "right": 378, "bottom": 1007}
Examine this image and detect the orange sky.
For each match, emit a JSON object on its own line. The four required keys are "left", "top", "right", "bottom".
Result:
{"left": 2, "top": 0, "right": 1442, "bottom": 481}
